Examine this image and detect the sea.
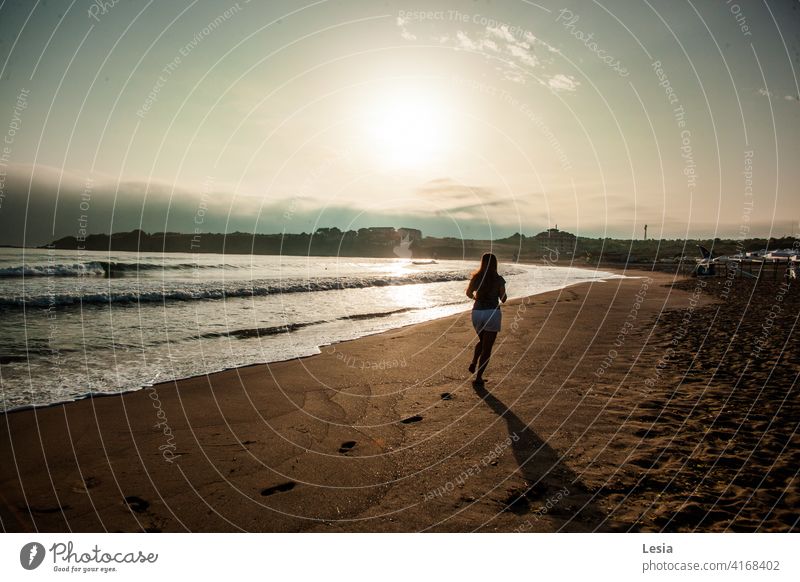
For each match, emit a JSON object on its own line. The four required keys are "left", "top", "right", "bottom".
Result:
{"left": 0, "top": 248, "right": 623, "bottom": 411}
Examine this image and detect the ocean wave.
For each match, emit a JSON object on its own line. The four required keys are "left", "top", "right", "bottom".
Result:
{"left": 198, "top": 307, "right": 426, "bottom": 340}
{"left": 0, "top": 271, "right": 474, "bottom": 308}
{"left": 200, "top": 320, "right": 327, "bottom": 340}
{"left": 0, "top": 262, "right": 107, "bottom": 278}
{"left": 0, "top": 261, "right": 231, "bottom": 278}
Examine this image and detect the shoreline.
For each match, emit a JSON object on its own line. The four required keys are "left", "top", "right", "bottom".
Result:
{"left": 1, "top": 265, "right": 626, "bottom": 414}
{"left": 2, "top": 267, "right": 796, "bottom": 532}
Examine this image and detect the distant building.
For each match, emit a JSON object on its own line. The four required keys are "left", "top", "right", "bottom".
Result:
{"left": 532, "top": 226, "right": 576, "bottom": 258}
{"left": 397, "top": 227, "right": 422, "bottom": 242}
{"left": 357, "top": 227, "right": 400, "bottom": 247}
{"left": 312, "top": 227, "right": 342, "bottom": 238}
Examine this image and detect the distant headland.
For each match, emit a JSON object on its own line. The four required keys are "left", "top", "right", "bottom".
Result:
{"left": 42, "top": 226, "right": 798, "bottom": 264}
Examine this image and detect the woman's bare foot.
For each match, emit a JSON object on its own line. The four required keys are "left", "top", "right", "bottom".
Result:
{"left": 468, "top": 362, "right": 476, "bottom": 374}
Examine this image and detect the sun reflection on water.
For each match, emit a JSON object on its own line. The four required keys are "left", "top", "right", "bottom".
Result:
{"left": 385, "top": 278, "right": 429, "bottom": 309}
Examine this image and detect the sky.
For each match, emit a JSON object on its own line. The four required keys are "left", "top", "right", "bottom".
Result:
{"left": 0, "top": 0, "right": 798, "bottom": 246}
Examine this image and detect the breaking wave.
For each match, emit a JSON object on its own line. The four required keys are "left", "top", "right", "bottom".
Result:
{"left": 0, "top": 271, "right": 476, "bottom": 308}
{"left": 0, "top": 261, "right": 231, "bottom": 278}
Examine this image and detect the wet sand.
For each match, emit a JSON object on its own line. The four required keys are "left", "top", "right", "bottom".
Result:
{"left": 1, "top": 269, "right": 796, "bottom": 532}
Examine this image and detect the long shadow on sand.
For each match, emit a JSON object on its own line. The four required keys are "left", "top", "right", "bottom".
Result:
{"left": 472, "top": 382, "right": 612, "bottom": 531}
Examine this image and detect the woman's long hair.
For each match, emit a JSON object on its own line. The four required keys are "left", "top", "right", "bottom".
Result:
{"left": 469, "top": 253, "right": 498, "bottom": 293}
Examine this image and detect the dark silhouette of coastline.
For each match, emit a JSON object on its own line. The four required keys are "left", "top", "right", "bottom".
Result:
{"left": 40, "top": 228, "right": 798, "bottom": 264}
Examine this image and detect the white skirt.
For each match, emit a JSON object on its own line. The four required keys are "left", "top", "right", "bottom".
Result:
{"left": 472, "top": 308, "right": 502, "bottom": 333}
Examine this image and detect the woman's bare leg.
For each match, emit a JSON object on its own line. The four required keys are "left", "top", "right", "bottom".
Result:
{"left": 469, "top": 331, "right": 483, "bottom": 373}
{"left": 475, "top": 331, "right": 497, "bottom": 382}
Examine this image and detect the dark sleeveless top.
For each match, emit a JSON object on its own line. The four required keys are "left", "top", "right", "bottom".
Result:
{"left": 471, "top": 274, "right": 506, "bottom": 310}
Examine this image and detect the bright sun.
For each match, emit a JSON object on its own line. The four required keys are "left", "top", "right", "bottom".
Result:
{"left": 361, "top": 90, "right": 450, "bottom": 170}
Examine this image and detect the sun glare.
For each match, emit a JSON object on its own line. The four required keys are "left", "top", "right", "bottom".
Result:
{"left": 361, "top": 90, "right": 451, "bottom": 170}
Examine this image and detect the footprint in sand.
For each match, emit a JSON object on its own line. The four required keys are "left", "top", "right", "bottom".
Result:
{"left": 440, "top": 392, "right": 453, "bottom": 400}
{"left": 630, "top": 457, "right": 660, "bottom": 470}
{"left": 124, "top": 496, "right": 150, "bottom": 513}
{"left": 26, "top": 504, "right": 72, "bottom": 514}
{"left": 261, "top": 481, "right": 296, "bottom": 496}
{"left": 501, "top": 483, "right": 549, "bottom": 515}
{"left": 71, "top": 476, "right": 100, "bottom": 494}
{"left": 338, "top": 441, "right": 357, "bottom": 454}
{"left": 503, "top": 495, "right": 531, "bottom": 515}
{"left": 401, "top": 415, "right": 423, "bottom": 424}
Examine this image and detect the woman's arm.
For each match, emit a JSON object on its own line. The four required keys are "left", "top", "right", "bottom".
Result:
{"left": 499, "top": 285, "right": 507, "bottom": 303}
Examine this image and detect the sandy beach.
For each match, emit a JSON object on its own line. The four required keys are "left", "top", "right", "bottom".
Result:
{"left": 1, "top": 268, "right": 797, "bottom": 533}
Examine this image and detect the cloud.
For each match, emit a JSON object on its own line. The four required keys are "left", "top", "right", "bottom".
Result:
{"left": 416, "top": 178, "right": 499, "bottom": 202}
{"left": 0, "top": 165, "right": 539, "bottom": 244}
{"left": 455, "top": 30, "right": 500, "bottom": 52}
{"left": 412, "top": 179, "right": 532, "bottom": 224}
{"left": 501, "top": 67, "right": 526, "bottom": 85}
{"left": 0, "top": 164, "right": 259, "bottom": 246}
{"left": 396, "top": 16, "right": 417, "bottom": 41}
{"left": 547, "top": 74, "right": 580, "bottom": 92}
{"left": 444, "top": 196, "right": 521, "bottom": 219}
{"left": 396, "top": 16, "right": 578, "bottom": 92}
{"left": 456, "top": 30, "right": 479, "bottom": 51}
{"left": 757, "top": 89, "right": 800, "bottom": 102}
{"left": 486, "top": 24, "right": 516, "bottom": 43}
{"left": 508, "top": 44, "right": 538, "bottom": 68}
